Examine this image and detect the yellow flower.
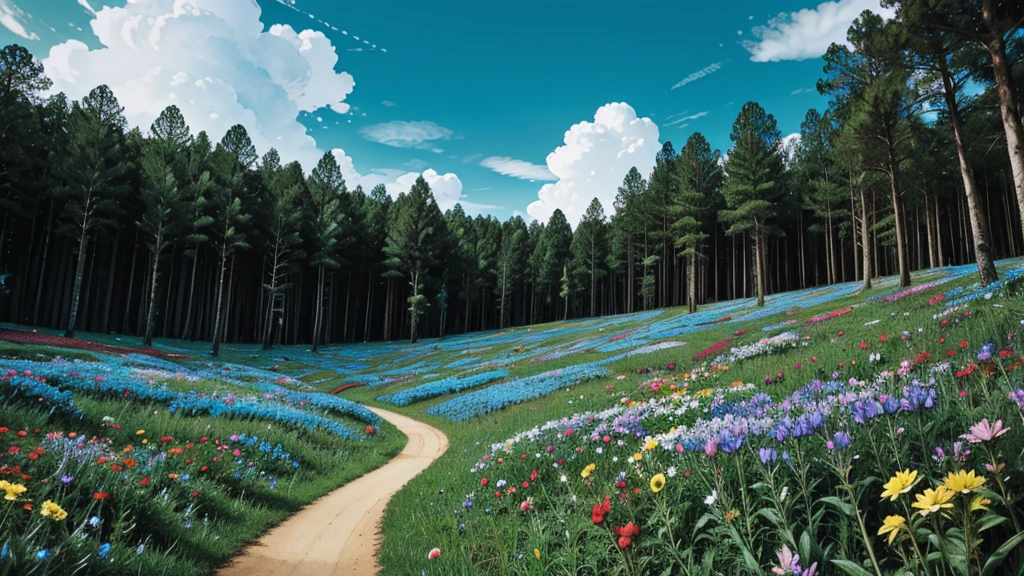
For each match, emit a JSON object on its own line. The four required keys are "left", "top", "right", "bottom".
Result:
{"left": 650, "top": 473, "right": 666, "bottom": 493}
{"left": 0, "top": 480, "right": 27, "bottom": 501}
{"left": 39, "top": 500, "right": 68, "bottom": 521}
{"left": 911, "top": 486, "right": 955, "bottom": 517}
{"left": 633, "top": 452, "right": 643, "bottom": 462}
{"left": 877, "top": 515, "right": 906, "bottom": 545}
{"left": 970, "top": 495, "right": 991, "bottom": 512}
{"left": 136, "top": 429, "right": 145, "bottom": 435}
{"left": 580, "top": 463, "right": 596, "bottom": 479}
{"left": 695, "top": 388, "right": 712, "bottom": 398}
{"left": 880, "top": 469, "right": 919, "bottom": 501}
{"left": 533, "top": 548, "right": 540, "bottom": 560}
{"left": 644, "top": 440, "right": 658, "bottom": 451}
{"left": 943, "top": 470, "right": 985, "bottom": 495}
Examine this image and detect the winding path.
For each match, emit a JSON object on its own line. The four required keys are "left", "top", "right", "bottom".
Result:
{"left": 218, "top": 407, "right": 448, "bottom": 576}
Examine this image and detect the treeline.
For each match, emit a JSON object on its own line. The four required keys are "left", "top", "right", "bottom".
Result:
{"left": 0, "top": 2, "right": 1023, "bottom": 350}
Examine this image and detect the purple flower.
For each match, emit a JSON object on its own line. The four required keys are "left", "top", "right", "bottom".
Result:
{"left": 759, "top": 447, "right": 777, "bottom": 464}
{"left": 978, "top": 343, "right": 995, "bottom": 362}
{"left": 60, "top": 475, "right": 73, "bottom": 485}
{"left": 833, "top": 431, "right": 851, "bottom": 449}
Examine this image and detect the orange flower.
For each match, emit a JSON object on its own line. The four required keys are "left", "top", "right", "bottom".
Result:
{"left": 167, "top": 474, "right": 179, "bottom": 480}
{"left": 110, "top": 464, "right": 123, "bottom": 472}
{"left": 93, "top": 492, "right": 109, "bottom": 500}
{"left": 123, "top": 458, "right": 137, "bottom": 469}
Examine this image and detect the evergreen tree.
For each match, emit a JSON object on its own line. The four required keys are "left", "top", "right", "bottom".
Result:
{"left": 720, "top": 101, "right": 785, "bottom": 307}
{"left": 571, "top": 198, "right": 608, "bottom": 318}
{"left": 539, "top": 209, "right": 573, "bottom": 319}
{"left": 495, "top": 216, "right": 527, "bottom": 328}
{"left": 672, "top": 132, "right": 723, "bottom": 313}
{"left": 306, "top": 151, "right": 346, "bottom": 352}
{"left": 384, "top": 176, "right": 443, "bottom": 343}
{"left": 180, "top": 131, "right": 213, "bottom": 340}
{"left": 61, "top": 85, "right": 129, "bottom": 337}
{"left": 260, "top": 153, "right": 305, "bottom": 348}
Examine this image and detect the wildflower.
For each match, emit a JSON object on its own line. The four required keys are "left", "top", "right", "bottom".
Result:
{"left": 480, "top": 478, "right": 488, "bottom": 486}
{"left": 39, "top": 500, "right": 67, "bottom": 521}
{"left": 0, "top": 481, "right": 27, "bottom": 501}
{"left": 725, "top": 509, "right": 739, "bottom": 522}
{"left": 649, "top": 473, "right": 666, "bottom": 493}
{"left": 704, "top": 490, "right": 717, "bottom": 505}
{"left": 911, "top": 486, "right": 955, "bottom": 517}
{"left": 771, "top": 545, "right": 800, "bottom": 575}
{"left": 580, "top": 463, "right": 596, "bottom": 479}
{"left": 533, "top": 548, "right": 540, "bottom": 560}
{"left": 961, "top": 419, "right": 1009, "bottom": 443}
{"left": 427, "top": 547, "right": 440, "bottom": 560}
{"left": 880, "top": 470, "right": 919, "bottom": 501}
{"left": 136, "top": 430, "right": 145, "bottom": 436}
{"left": 93, "top": 492, "right": 109, "bottom": 500}
{"left": 520, "top": 498, "right": 532, "bottom": 512}
{"left": 592, "top": 495, "right": 611, "bottom": 524}
{"left": 633, "top": 452, "right": 643, "bottom": 461}
{"left": 616, "top": 522, "right": 639, "bottom": 547}
{"left": 666, "top": 466, "right": 677, "bottom": 478}
{"left": 833, "top": 431, "right": 851, "bottom": 449}
{"left": 98, "top": 543, "right": 111, "bottom": 558}
{"left": 943, "top": 470, "right": 985, "bottom": 494}
{"left": 877, "top": 515, "right": 906, "bottom": 545}
{"left": 970, "top": 494, "right": 991, "bottom": 512}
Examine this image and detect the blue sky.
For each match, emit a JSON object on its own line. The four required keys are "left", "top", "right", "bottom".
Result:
{"left": 0, "top": 0, "right": 893, "bottom": 225}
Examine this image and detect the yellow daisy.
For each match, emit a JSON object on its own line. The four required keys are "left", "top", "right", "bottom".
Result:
{"left": 580, "top": 463, "right": 596, "bottom": 479}
{"left": 943, "top": 470, "right": 985, "bottom": 495}
{"left": 880, "top": 469, "right": 919, "bottom": 501}
{"left": 911, "top": 486, "right": 955, "bottom": 517}
{"left": 649, "top": 473, "right": 666, "bottom": 493}
{"left": 40, "top": 500, "right": 68, "bottom": 521}
{"left": 877, "top": 515, "right": 906, "bottom": 545}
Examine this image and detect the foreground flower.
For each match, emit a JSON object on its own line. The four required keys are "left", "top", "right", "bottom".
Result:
{"left": 960, "top": 419, "right": 1009, "bottom": 443}
{"left": 911, "top": 486, "right": 955, "bottom": 517}
{"left": 39, "top": 500, "right": 67, "bottom": 521}
{"left": 615, "top": 522, "right": 639, "bottom": 547}
{"left": 771, "top": 544, "right": 800, "bottom": 574}
{"left": 580, "top": 463, "right": 596, "bottom": 479}
{"left": 649, "top": 473, "right": 666, "bottom": 493}
{"left": 877, "top": 515, "right": 906, "bottom": 545}
{"left": 427, "top": 547, "right": 440, "bottom": 560}
{"left": 943, "top": 470, "right": 986, "bottom": 495}
{"left": 0, "top": 481, "right": 27, "bottom": 501}
{"left": 592, "top": 495, "right": 611, "bottom": 524}
{"left": 880, "top": 470, "right": 919, "bottom": 501}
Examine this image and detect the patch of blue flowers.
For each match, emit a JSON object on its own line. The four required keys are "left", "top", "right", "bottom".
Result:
{"left": 378, "top": 369, "right": 510, "bottom": 406}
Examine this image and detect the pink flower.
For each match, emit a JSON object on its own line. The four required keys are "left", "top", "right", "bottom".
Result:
{"left": 704, "top": 439, "right": 717, "bottom": 457}
{"left": 427, "top": 548, "right": 440, "bottom": 560}
{"left": 520, "top": 498, "right": 532, "bottom": 512}
{"left": 961, "top": 419, "right": 1010, "bottom": 444}
{"left": 771, "top": 545, "right": 800, "bottom": 575}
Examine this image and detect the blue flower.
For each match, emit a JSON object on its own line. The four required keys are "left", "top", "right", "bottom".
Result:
{"left": 36, "top": 549, "right": 49, "bottom": 560}
{"left": 98, "top": 543, "right": 111, "bottom": 558}
{"left": 88, "top": 516, "right": 101, "bottom": 527}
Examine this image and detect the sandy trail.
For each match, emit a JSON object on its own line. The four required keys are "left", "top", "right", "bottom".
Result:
{"left": 218, "top": 407, "right": 448, "bottom": 576}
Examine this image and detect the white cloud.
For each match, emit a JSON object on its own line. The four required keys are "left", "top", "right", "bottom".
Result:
{"left": 742, "top": 0, "right": 895, "bottom": 62}
{"left": 0, "top": 0, "right": 39, "bottom": 40}
{"left": 359, "top": 120, "right": 452, "bottom": 150}
{"left": 381, "top": 100, "right": 398, "bottom": 107}
{"left": 526, "top": 102, "right": 660, "bottom": 228}
{"left": 790, "top": 87, "right": 816, "bottom": 95}
{"left": 670, "top": 62, "right": 723, "bottom": 90}
{"left": 77, "top": 0, "right": 96, "bottom": 15}
{"left": 480, "top": 156, "right": 556, "bottom": 181}
{"left": 780, "top": 133, "right": 801, "bottom": 165}
{"left": 42, "top": 0, "right": 355, "bottom": 170}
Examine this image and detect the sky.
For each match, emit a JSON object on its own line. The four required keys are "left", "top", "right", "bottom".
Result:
{"left": 0, "top": 0, "right": 895, "bottom": 226}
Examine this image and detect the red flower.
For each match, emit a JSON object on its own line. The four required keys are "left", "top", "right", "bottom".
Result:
{"left": 860, "top": 341, "right": 868, "bottom": 350}
{"left": 879, "top": 334, "right": 887, "bottom": 341}
{"left": 480, "top": 478, "right": 488, "bottom": 486}
{"left": 617, "top": 536, "right": 632, "bottom": 548}
{"left": 141, "top": 477, "right": 150, "bottom": 485}
{"left": 110, "top": 464, "right": 123, "bottom": 472}
{"left": 955, "top": 364, "right": 976, "bottom": 378}
{"left": 530, "top": 469, "right": 538, "bottom": 482}
{"left": 616, "top": 481, "right": 626, "bottom": 489}
{"left": 1000, "top": 349, "right": 1014, "bottom": 358}
{"left": 913, "top": 352, "right": 931, "bottom": 365}
{"left": 0, "top": 428, "right": 7, "bottom": 434}
{"left": 959, "top": 341, "right": 969, "bottom": 348}
{"left": 520, "top": 500, "right": 531, "bottom": 512}
{"left": 522, "top": 481, "right": 529, "bottom": 489}
{"left": 592, "top": 495, "right": 611, "bottom": 524}
{"left": 940, "top": 337, "right": 946, "bottom": 343}
{"left": 947, "top": 350, "right": 956, "bottom": 357}
{"left": 616, "top": 522, "right": 640, "bottom": 538}
{"left": 93, "top": 492, "right": 109, "bottom": 500}
{"left": 838, "top": 330, "right": 844, "bottom": 336}
{"left": 192, "top": 490, "right": 199, "bottom": 497}
{"left": 160, "top": 436, "right": 173, "bottom": 443}
{"left": 16, "top": 430, "right": 26, "bottom": 437}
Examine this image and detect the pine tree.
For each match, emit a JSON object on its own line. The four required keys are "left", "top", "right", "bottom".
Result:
{"left": 571, "top": 198, "right": 608, "bottom": 318}
{"left": 720, "top": 102, "right": 785, "bottom": 307}
{"left": 61, "top": 85, "right": 129, "bottom": 337}
{"left": 671, "top": 132, "right": 723, "bottom": 313}
{"left": 306, "top": 151, "right": 346, "bottom": 352}
{"left": 180, "top": 131, "right": 213, "bottom": 340}
{"left": 495, "top": 216, "right": 527, "bottom": 328}
{"left": 384, "top": 176, "right": 443, "bottom": 343}
{"left": 260, "top": 152, "right": 305, "bottom": 348}
{"left": 796, "top": 109, "right": 849, "bottom": 286}
{"left": 539, "top": 209, "right": 573, "bottom": 319}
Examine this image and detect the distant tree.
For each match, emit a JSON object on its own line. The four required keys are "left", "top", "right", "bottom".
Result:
{"left": 571, "top": 198, "right": 608, "bottom": 317}
{"left": 306, "top": 151, "right": 346, "bottom": 352}
{"left": 613, "top": 168, "right": 648, "bottom": 312}
{"left": 796, "top": 109, "right": 849, "bottom": 285}
{"left": 539, "top": 209, "right": 573, "bottom": 318}
{"left": 495, "top": 215, "right": 527, "bottom": 327}
{"left": 720, "top": 102, "right": 785, "bottom": 307}
{"left": 180, "top": 131, "right": 213, "bottom": 340}
{"left": 672, "top": 132, "right": 722, "bottom": 313}
{"left": 61, "top": 85, "right": 129, "bottom": 337}
{"left": 260, "top": 153, "right": 305, "bottom": 348}
{"left": 384, "top": 176, "right": 444, "bottom": 343}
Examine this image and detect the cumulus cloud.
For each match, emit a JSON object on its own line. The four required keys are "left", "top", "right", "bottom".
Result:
{"left": 480, "top": 156, "right": 556, "bottom": 181}
{"left": 526, "top": 102, "right": 660, "bottom": 228}
{"left": 742, "top": 0, "right": 895, "bottom": 62}
{"left": 670, "top": 62, "right": 723, "bottom": 90}
{"left": 359, "top": 120, "right": 452, "bottom": 151}
{"left": 0, "top": 0, "right": 39, "bottom": 40}
{"left": 42, "top": 0, "right": 355, "bottom": 170}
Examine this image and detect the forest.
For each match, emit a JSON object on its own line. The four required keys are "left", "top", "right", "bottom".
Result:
{"left": 0, "top": 5, "right": 1023, "bottom": 353}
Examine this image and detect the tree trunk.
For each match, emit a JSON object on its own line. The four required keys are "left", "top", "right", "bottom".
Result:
{"left": 754, "top": 220, "right": 765, "bottom": 307}
{"left": 887, "top": 147, "right": 911, "bottom": 288}
{"left": 688, "top": 252, "right": 697, "bottom": 314}
{"left": 312, "top": 265, "right": 325, "bottom": 352}
{"left": 211, "top": 244, "right": 228, "bottom": 357}
{"left": 143, "top": 229, "right": 163, "bottom": 347}
{"left": 64, "top": 203, "right": 93, "bottom": 338}
{"left": 101, "top": 230, "right": 120, "bottom": 333}
{"left": 32, "top": 196, "right": 56, "bottom": 326}
{"left": 939, "top": 58, "right": 999, "bottom": 285}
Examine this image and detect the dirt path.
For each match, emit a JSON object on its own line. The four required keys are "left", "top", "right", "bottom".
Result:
{"left": 218, "top": 407, "right": 448, "bottom": 576}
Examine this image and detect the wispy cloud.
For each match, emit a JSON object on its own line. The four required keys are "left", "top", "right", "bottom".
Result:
{"left": 790, "top": 87, "right": 816, "bottom": 95}
{"left": 480, "top": 156, "right": 556, "bottom": 181}
{"left": 359, "top": 120, "right": 453, "bottom": 150}
{"left": 270, "top": 0, "right": 387, "bottom": 52}
{"left": 77, "top": 0, "right": 96, "bottom": 15}
{"left": 381, "top": 100, "right": 399, "bottom": 107}
{"left": 0, "top": 0, "right": 39, "bottom": 40}
{"left": 671, "top": 62, "right": 725, "bottom": 90}
{"left": 664, "top": 111, "right": 709, "bottom": 126}
{"left": 461, "top": 153, "right": 483, "bottom": 164}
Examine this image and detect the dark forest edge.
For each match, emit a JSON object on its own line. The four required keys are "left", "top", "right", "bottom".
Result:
{"left": 1, "top": 3, "right": 1023, "bottom": 355}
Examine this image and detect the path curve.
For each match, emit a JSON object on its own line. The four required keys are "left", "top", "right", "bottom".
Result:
{"left": 218, "top": 407, "right": 448, "bottom": 576}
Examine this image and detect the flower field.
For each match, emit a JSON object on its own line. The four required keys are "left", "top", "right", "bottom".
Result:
{"left": 5, "top": 260, "right": 1024, "bottom": 575}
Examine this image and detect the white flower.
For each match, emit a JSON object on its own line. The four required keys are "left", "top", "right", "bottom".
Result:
{"left": 667, "top": 466, "right": 677, "bottom": 478}
{"left": 560, "top": 474, "right": 567, "bottom": 483}
{"left": 780, "top": 486, "right": 788, "bottom": 502}
{"left": 595, "top": 447, "right": 603, "bottom": 455}
{"left": 704, "top": 490, "right": 718, "bottom": 505}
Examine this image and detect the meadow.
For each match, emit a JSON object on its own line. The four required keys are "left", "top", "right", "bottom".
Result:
{"left": 3, "top": 260, "right": 1024, "bottom": 575}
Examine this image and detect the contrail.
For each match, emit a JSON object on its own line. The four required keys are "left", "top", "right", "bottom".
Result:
{"left": 671, "top": 61, "right": 725, "bottom": 90}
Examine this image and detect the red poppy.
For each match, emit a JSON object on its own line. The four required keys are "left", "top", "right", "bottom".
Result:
{"left": 947, "top": 350, "right": 956, "bottom": 357}
{"left": 592, "top": 495, "right": 611, "bottom": 524}
{"left": 940, "top": 337, "right": 946, "bottom": 344}
{"left": 16, "top": 430, "right": 26, "bottom": 437}
{"left": 860, "top": 341, "right": 868, "bottom": 350}
{"left": 879, "top": 334, "right": 887, "bottom": 341}
{"left": 955, "top": 364, "right": 976, "bottom": 378}
{"left": 141, "top": 477, "right": 150, "bottom": 485}
{"left": 160, "top": 436, "right": 173, "bottom": 443}
{"left": 1000, "top": 349, "right": 1014, "bottom": 358}
{"left": 93, "top": 492, "right": 109, "bottom": 500}
{"left": 616, "top": 522, "right": 640, "bottom": 538}
{"left": 110, "top": 464, "right": 123, "bottom": 472}
{"left": 0, "top": 428, "right": 7, "bottom": 434}
{"left": 192, "top": 490, "right": 199, "bottom": 497}
{"left": 480, "top": 478, "right": 488, "bottom": 486}
{"left": 617, "top": 536, "right": 632, "bottom": 548}
{"left": 960, "top": 341, "right": 969, "bottom": 348}
{"left": 913, "top": 352, "right": 931, "bottom": 365}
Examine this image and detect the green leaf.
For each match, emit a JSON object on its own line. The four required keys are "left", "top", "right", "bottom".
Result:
{"left": 830, "top": 559, "right": 876, "bottom": 576}
{"left": 981, "top": 531, "right": 1024, "bottom": 576}
{"left": 819, "top": 496, "right": 855, "bottom": 517}
{"left": 758, "top": 509, "right": 783, "bottom": 526}
{"left": 976, "top": 514, "right": 1008, "bottom": 533}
